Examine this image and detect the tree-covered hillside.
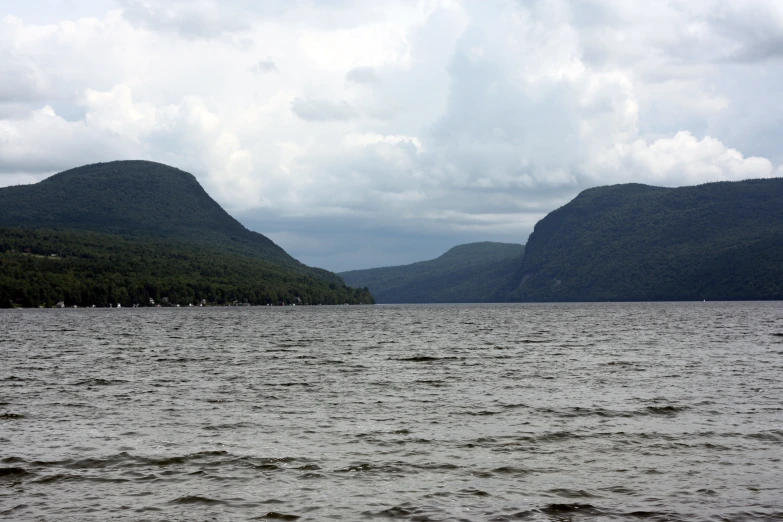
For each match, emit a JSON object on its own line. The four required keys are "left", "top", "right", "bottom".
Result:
{"left": 0, "top": 228, "right": 372, "bottom": 308}
{"left": 0, "top": 161, "right": 302, "bottom": 265}
{"left": 0, "top": 161, "right": 373, "bottom": 307}
{"left": 509, "top": 179, "right": 783, "bottom": 301}
{"left": 340, "top": 242, "right": 525, "bottom": 303}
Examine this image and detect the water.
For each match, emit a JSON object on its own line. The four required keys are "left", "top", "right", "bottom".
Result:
{"left": 1, "top": 303, "right": 782, "bottom": 521}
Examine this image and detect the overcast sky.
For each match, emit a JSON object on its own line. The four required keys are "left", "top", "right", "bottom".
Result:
{"left": 2, "top": 0, "right": 782, "bottom": 271}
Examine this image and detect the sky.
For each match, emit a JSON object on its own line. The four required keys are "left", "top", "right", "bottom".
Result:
{"left": 1, "top": 0, "right": 782, "bottom": 272}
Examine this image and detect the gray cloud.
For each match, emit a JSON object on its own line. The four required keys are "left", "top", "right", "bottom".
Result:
{"left": 255, "top": 59, "right": 277, "bottom": 72}
{"left": 0, "top": 52, "right": 46, "bottom": 102}
{"left": 346, "top": 66, "right": 379, "bottom": 84}
{"left": 708, "top": 7, "right": 783, "bottom": 63}
{"left": 290, "top": 98, "right": 359, "bottom": 122}
{"left": 119, "top": 0, "right": 251, "bottom": 38}
{"left": 118, "top": 0, "right": 389, "bottom": 37}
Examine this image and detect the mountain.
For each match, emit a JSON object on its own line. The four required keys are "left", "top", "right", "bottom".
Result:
{"left": 0, "top": 161, "right": 373, "bottom": 307}
{"left": 0, "top": 160, "right": 290, "bottom": 262}
{"left": 343, "top": 178, "right": 783, "bottom": 304}
{"left": 340, "top": 242, "right": 525, "bottom": 303}
{"left": 509, "top": 178, "right": 783, "bottom": 301}
{"left": 6, "top": 163, "right": 779, "bottom": 307}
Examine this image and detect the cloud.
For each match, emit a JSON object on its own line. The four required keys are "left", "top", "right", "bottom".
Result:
{"left": 255, "top": 59, "right": 277, "bottom": 72}
{"left": 698, "top": 1, "right": 783, "bottom": 63}
{"left": 346, "top": 66, "right": 379, "bottom": 84}
{"left": 587, "top": 131, "right": 775, "bottom": 185}
{"left": 0, "top": 104, "right": 142, "bottom": 175}
{"left": 290, "top": 98, "right": 359, "bottom": 122}
{"left": 1, "top": 0, "right": 782, "bottom": 271}
{"left": 118, "top": 0, "right": 251, "bottom": 38}
{"left": 0, "top": 51, "right": 47, "bottom": 102}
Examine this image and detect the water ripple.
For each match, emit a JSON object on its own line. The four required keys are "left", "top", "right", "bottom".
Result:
{"left": 1, "top": 302, "right": 782, "bottom": 520}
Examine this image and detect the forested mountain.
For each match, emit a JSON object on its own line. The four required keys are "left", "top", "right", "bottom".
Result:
{"left": 344, "top": 178, "right": 783, "bottom": 304}
{"left": 0, "top": 161, "right": 373, "bottom": 307}
{"left": 4, "top": 161, "right": 780, "bottom": 307}
{"left": 340, "top": 242, "right": 525, "bottom": 303}
{"left": 0, "top": 161, "right": 290, "bottom": 263}
{"left": 509, "top": 178, "right": 783, "bottom": 301}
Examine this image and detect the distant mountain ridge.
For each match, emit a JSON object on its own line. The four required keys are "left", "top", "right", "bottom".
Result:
{"left": 0, "top": 161, "right": 372, "bottom": 307}
{"left": 3, "top": 162, "right": 781, "bottom": 306}
{"left": 340, "top": 242, "right": 525, "bottom": 303}
{"left": 509, "top": 178, "right": 783, "bottom": 301}
{"left": 343, "top": 178, "right": 783, "bottom": 303}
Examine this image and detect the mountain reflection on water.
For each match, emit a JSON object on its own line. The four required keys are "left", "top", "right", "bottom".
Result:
{"left": 1, "top": 303, "right": 782, "bottom": 521}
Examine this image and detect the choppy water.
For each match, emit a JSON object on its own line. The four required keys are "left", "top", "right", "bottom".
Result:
{"left": 1, "top": 303, "right": 782, "bottom": 521}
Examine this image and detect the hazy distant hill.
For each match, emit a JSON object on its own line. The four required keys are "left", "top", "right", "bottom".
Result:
{"left": 509, "top": 178, "right": 783, "bottom": 301}
{"left": 0, "top": 161, "right": 373, "bottom": 307}
{"left": 340, "top": 242, "right": 525, "bottom": 303}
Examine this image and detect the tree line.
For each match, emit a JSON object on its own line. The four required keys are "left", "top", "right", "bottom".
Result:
{"left": 0, "top": 227, "right": 373, "bottom": 308}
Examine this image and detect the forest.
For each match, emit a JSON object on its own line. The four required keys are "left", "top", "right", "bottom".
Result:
{"left": 0, "top": 161, "right": 374, "bottom": 308}
{"left": 0, "top": 227, "right": 373, "bottom": 308}
{"left": 510, "top": 179, "right": 783, "bottom": 301}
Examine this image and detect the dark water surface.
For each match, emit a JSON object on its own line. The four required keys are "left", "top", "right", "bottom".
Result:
{"left": 1, "top": 303, "right": 782, "bottom": 521}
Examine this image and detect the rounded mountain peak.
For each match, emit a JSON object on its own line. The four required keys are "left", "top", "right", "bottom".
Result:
{"left": 0, "top": 160, "right": 286, "bottom": 260}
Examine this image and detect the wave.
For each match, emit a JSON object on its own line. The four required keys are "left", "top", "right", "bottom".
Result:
{"left": 394, "top": 355, "right": 465, "bottom": 362}
{"left": 463, "top": 409, "right": 502, "bottom": 416}
{"left": 539, "top": 503, "right": 602, "bottom": 516}
{"left": 256, "top": 512, "right": 300, "bottom": 520}
{"left": 32, "top": 473, "right": 131, "bottom": 484}
{"left": 0, "top": 467, "right": 31, "bottom": 478}
{"left": 532, "top": 404, "right": 689, "bottom": 418}
{"left": 548, "top": 488, "right": 600, "bottom": 499}
{"left": 202, "top": 422, "right": 253, "bottom": 431}
{"left": 169, "top": 495, "right": 225, "bottom": 505}
{"left": 745, "top": 430, "right": 783, "bottom": 442}
{"left": 491, "top": 465, "right": 533, "bottom": 476}
{"left": 1, "top": 375, "right": 31, "bottom": 382}
{"left": 334, "top": 462, "right": 405, "bottom": 474}
{"left": 645, "top": 405, "right": 688, "bottom": 415}
{"left": 71, "top": 378, "right": 128, "bottom": 386}
{"left": 0, "top": 504, "right": 28, "bottom": 517}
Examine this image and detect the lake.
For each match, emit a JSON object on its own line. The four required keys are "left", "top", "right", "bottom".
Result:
{"left": 1, "top": 303, "right": 782, "bottom": 521}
